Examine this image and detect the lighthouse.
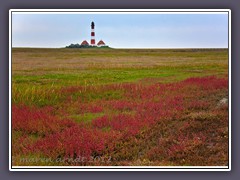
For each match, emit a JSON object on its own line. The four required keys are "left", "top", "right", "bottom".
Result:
{"left": 91, "top": 21, "right": 95, "bottom": 46}
{"left": 71, "top": 21, "right": 108, "bottom": 48}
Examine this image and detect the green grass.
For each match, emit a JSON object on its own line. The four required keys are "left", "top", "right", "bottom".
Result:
{"left": 13, "top": 65, "right": 226, "bottom": 86}
{"left": 12, "top": 48, "right": 228, "bottom": 107}
{"left": 69, "top": 113, "right": 104, "bottom": 123}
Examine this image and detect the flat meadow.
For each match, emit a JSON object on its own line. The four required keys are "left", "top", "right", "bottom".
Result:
{"left": 11, "top": 48, "right": 229, "bottom": 166}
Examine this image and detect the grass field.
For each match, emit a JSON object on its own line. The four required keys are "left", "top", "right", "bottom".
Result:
{"left": 12, "top": 48, "right": 229, "bottom": 166}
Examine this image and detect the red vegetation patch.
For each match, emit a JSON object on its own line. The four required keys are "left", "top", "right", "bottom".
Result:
{"left": 12, "top": 105, "right": 75, "bottom": 136}
{"left": 12, "top": 76, "right": 229, "bottom": 166}
{"left": 31, "top": 126, "right": 114, "bottom": 159}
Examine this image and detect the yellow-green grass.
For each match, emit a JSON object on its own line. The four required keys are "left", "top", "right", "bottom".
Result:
{"left": 12, "top": 48, "right": 228, "bottom": 107}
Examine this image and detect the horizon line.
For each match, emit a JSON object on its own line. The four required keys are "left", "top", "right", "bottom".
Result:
{"left": 12, "top": 47, "right": 228, "bottom": 49}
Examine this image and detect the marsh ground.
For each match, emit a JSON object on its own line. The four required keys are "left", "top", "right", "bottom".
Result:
{"left": 12, "top": 48, "right": 229, "bottom": 166}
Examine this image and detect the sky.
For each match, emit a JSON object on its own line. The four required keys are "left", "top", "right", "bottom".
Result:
{"left": 12, "top": 13, "right": 229, "bottom": 48}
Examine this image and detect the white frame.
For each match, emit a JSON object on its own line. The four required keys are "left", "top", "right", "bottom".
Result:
{"left": 9, "top": 9, "right": 231, "bottom": 171}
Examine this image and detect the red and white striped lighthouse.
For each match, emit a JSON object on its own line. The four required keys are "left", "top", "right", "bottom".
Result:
{"left": 91, "top": 21, "right": 95, "bottom": 46}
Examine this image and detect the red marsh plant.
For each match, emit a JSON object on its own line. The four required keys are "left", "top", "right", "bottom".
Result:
{"left": 12, "top": 76, "right": 228, "bottom": 166}
{"left": 12, "top": 105, "right": 76, "bottom": 136}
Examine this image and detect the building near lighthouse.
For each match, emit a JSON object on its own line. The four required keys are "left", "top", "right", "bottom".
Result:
{"left": 67, "top": 21, "right": 108, "bottom": 48}
{"left": 97, "top": 40, "right": 106, "bottom": 47}
{"left": 81, "top": 40, "right": 89, "bottom": 46}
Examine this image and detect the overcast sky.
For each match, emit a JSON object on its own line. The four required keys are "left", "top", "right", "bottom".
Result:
{"left": 12, "top": 12, "right": 229, "bottom": 48}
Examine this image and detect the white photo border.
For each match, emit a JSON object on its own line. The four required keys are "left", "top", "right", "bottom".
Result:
{"left": 9, "top": 9, "right": 231, "bottom": 171}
